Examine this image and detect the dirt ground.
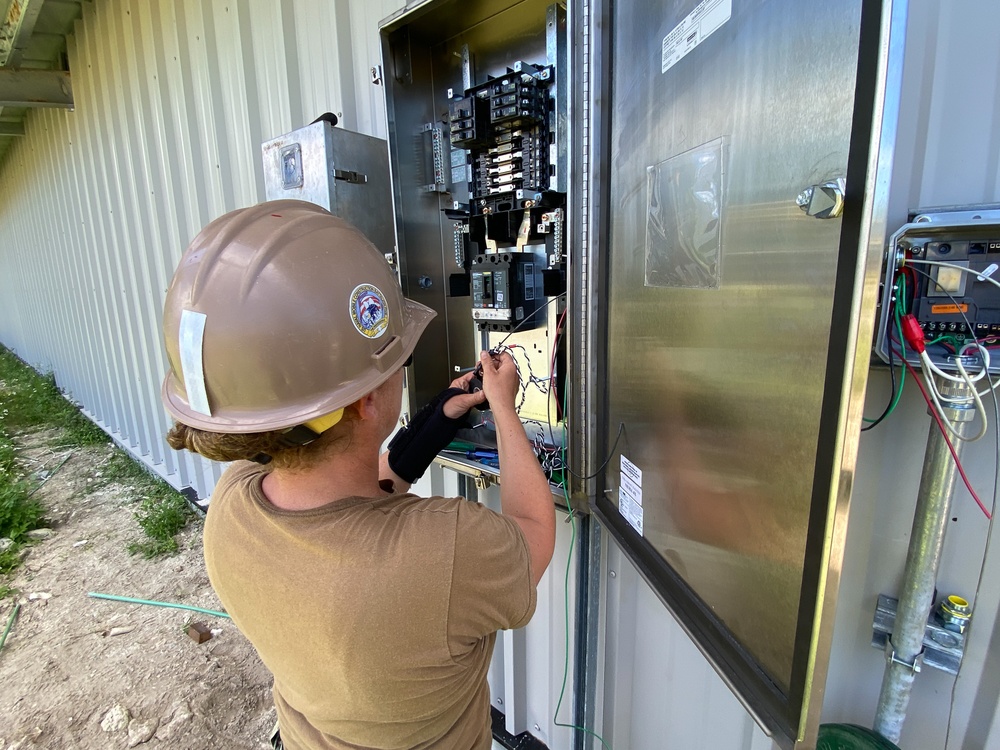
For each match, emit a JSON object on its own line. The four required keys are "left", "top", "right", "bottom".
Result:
{"left": 0, "top": 431, "right": 275, "bottom": 750}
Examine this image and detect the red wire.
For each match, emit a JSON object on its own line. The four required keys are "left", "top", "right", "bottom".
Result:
{"left": 893, "top": 347, "right": 993, "bottom": 519}
{"left": 550, "top": 308, "right": 568, "bottom": 421}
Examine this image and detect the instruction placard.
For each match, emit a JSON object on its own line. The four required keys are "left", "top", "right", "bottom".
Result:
{"left": 661, "top": 0, "right": 732, "bottom": 74}
{"left": 619, "top": 455, "right": 644, "bottom": 535}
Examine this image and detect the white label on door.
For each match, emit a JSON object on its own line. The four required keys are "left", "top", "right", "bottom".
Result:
{"left": 662, "top": 0, "right": 733, "bottom": 74}
{"left": 619, "top": 455, "right": 644, "bottom": 535}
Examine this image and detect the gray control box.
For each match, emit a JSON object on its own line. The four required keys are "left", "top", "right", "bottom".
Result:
{"left": 261, "top": 121, "right": 395, "bottom": 257}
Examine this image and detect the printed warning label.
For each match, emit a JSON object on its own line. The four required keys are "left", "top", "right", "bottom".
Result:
{"left": 661, "top": 0, "right": 732, "bottom": 74}
{"left": 619, "top": 455, "right": 644, "bottom": 535}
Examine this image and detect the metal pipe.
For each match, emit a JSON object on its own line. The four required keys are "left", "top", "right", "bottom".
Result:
{"left": 873, "top": 375, "right": 975, "bottom": 742}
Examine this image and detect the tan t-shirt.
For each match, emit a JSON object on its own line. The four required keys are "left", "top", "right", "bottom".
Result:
{"left": 203, "top": 461, "right": 536, "bottom": 750}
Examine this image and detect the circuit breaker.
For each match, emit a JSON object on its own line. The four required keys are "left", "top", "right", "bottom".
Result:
{"left": 380, "top": 0, "right": 569, "bottom": 483}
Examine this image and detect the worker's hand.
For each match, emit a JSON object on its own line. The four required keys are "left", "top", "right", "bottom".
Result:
{"left": 441, "top": 370, "right": 488, "bottom": 419}
{"left": 478, "top": 351, "right": 519, "bottom": 413}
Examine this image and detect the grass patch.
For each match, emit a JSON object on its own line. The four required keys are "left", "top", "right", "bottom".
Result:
{"left": 0, "top": 344, "right": 191, "bottom": 572}
{"left": 127, "top": 492, "right": 192, "bottom": 558}
{"left": 0, "top": 431, "right": 46, "bottom": 573}
{"left": 0, "top": 348, "right": 107, "bottom": 447}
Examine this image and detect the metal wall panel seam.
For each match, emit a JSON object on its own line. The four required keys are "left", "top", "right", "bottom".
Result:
{"left": 210, "top": 2, "right": 259, "bottom": 209}
{"left": 122, "top": 0, "right": 184, "bottom": 465}
{"left": 125, "top": 2, "right": 187, "bottom": 477}
{"left": 49, "top": 103, "right": 99, "bottom": 417}
{"left": 105, "top": 0, "right": 171, "bottom": 459}
{"left": 152, "top": 1, "right": 206, "bottom": 262}
{"left": 331, "top": 0, "right": 356, "bottom": 131}
{"left": 63, "top": 28, "right": 116, "bottom": 434}
{"left": 232, "top": 0, "right": 267, "bottom": 200}
{"left": 88, "top": 0, "right": 149, "bottom": 447}
{"left": 173, "top": 0, "right": 224, "bottom": 225}
{"left": 37, "top": 110, "right": 82, "bottom": 404}
{"left": 279, "top": 0, "right": 304, "bottom": 129}
{"left": 79, "top": 0, "right": 143, "bottom": 443}
{"left": 196, "top": 0, "right": 240, "bottom": 213}
{"left": 244, "top": 0, "right": 290, "bottom": 143}
{"left": 290, "top": 0, "right": 343, "bottom": 129}
{"left": 75, "top": 11, "right": 134, "bottom": 447}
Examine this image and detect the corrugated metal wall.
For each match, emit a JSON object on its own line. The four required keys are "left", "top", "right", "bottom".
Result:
{"left": 3, "top": 0, "right": 1000, "bottom": 748}
{"left": 0, "top": 0, "right": 402, "bottom": 499}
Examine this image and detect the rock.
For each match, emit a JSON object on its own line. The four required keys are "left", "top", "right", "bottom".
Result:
{"left": 127, "top": 718, "right": 158, "bottom": 747}
{"left": 102, "top": 626, "right": 134, "bottom": 637}
{"left": 155, "top": 700, "right": 192, "bottom": 741}
{"left": 101, "top": 704, "right": 130, "bottom": 732}
{"left": 0, "top": 537, "right": 13, "bottom": 552}
{"left": 25, "top": 529, "right": 54, "bottom": 540}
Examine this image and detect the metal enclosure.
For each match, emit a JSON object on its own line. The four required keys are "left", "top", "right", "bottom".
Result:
{"left": 261, "top": 121, "right": 395, "bottom": 257}
{"left": 874, "top": 206, "right": 1000, "bottom": 376}
{"left": 593, "top": 0, "right": 890, "bottom": 746}
{"left": 379, "top": 0, "right": 571, "bottom": 480}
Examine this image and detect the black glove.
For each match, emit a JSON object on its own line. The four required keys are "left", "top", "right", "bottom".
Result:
{"left": 387, "top": 387, "right": 468, "bottom": 483}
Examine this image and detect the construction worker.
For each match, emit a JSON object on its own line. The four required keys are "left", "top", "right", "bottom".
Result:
{"left": 160, "top": 200, "right": 556, "bottom": 750}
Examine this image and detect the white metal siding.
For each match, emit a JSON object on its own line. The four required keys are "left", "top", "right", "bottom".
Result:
{"left": 0, "top": 0, "right": 401, "bottom": 498}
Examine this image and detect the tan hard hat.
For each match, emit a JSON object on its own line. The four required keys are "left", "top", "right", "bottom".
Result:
{"left": 161, "top": 200, "right": 434, "bottom": 433}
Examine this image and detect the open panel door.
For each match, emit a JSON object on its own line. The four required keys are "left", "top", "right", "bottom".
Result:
{"left": 592, "top": 0, "right": 897, "bottom": 745}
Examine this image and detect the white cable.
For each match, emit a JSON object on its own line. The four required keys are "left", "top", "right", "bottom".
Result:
{"left": 920, "top": 350, "right": 989, "bottom": 442}
{"left": 923, "top": 351, "right": 989, "bottom": 384}
{"left": 934, "top": 347, "right": 995, "bottom": 401}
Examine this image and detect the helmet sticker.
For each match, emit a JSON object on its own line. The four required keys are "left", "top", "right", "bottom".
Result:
{"left": 178, "top": 309, "right": 212, "bottom": 416}
{"left": 350, "top": 284, "right": 389, "bottom": 339}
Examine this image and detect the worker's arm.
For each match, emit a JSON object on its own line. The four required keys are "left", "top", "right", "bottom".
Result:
{"left": 381, "top": 370, "right": 485, "bottom": 493}
{"left": 479, "top": 351, "right": 556, "bottom": 585}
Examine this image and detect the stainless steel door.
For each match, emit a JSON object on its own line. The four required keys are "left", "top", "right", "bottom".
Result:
{"left": 595, "top": 0, "right": 890, "bottom": 744}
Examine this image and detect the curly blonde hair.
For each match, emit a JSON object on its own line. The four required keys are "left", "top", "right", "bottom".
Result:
{"left": 165, "top": 409, "right": 358, "bottom": 471}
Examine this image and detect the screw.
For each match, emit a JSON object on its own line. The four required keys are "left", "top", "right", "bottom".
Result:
{"left": 418, "top": 276, "right": 433, "bottom": 289}
{"left": 534, "top": 724, "right": 541, "bottom": 732}
{"left": 609, "top": 570, "right": 616, "bottom": 578}
{"left": 497, "top": 698, "right": 503, "bottom": 706}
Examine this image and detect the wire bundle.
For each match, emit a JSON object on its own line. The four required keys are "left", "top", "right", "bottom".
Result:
{"left": 884, "top": 259, "right": 1000, "bottom": 519}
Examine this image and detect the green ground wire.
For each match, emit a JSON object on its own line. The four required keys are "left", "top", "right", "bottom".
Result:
{"left": 863, "top": 276, "right": 907, "bottom": 424}
{"left": 0, "top": 603, "right": 21, "bottom": 654}
{"left": 87, "top": 592, "right": 230, "bottom": 619}
{"left": 553, "top": 389, "right": 613, "bottom": 750}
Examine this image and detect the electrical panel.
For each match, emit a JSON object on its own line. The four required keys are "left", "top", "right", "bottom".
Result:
{"left": 874, "top": 208, "right": 1000, "bottom": 374}
{"left": 381, "top": 1, "right": 569, "bottom": 486}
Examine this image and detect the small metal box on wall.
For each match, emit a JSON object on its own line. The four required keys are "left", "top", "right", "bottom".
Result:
{"left": 261, "top": 119, "right": 395, "bottom": 258}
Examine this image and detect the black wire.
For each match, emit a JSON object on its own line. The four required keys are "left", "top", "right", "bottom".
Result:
{"left": 565, "top": 422, "right": 626, "bottom": 481}
{"left": 494, "top": 292, "right": 567, "bottom": 350}
{"left": 862, "top": 285, "right": 898, "bottom": 431}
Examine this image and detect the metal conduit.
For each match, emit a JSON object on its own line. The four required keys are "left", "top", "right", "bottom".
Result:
{"left": 873, "top": 376, "right": 975, "bottom": 742}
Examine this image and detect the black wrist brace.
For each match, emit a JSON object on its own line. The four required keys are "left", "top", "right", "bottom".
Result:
{"left": 387, "top": 387, "right": 468, "bottom": 483}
